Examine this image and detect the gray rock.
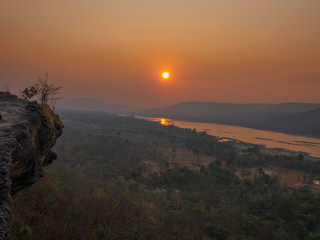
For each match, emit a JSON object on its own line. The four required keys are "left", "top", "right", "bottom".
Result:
{"left": 0, "top": 92, "right": 63, "bottom": 239}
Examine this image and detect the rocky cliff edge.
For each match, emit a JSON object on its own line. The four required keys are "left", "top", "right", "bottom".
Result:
{"left": 0, "top": 92, "right": 63, "bottom": 239}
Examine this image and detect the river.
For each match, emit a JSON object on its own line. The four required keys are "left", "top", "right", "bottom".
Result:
{"left": 137, "top": 116, "right": 320, "bottom": 158}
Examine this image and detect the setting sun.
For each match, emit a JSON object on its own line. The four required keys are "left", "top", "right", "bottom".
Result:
{"left": 162, "top": 72, "right": 170, "bottom": 80}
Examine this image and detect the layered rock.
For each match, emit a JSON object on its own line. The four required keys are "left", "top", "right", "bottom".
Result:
{"left": 0, "top": 92, "right": 63, "bottom": 239}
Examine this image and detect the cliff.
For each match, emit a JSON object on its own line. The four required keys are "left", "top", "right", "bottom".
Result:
{"left": 0, "top": 92, "right": 63, "bottom": 239}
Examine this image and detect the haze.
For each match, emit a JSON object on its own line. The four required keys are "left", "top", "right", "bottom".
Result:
{"left": 1, "top": 0, "right": 319, "bottom": 107}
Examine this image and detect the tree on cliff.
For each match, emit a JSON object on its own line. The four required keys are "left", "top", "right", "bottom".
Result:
{"left": 22, "top": 72, "right": 62, "bottom": 110}
{"left": 21, "top": 86, "right": 37, "bottom": 101}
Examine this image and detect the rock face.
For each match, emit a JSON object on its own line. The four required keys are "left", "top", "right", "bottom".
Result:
{"left": 0, "top": 92, "right": 63, "bottom": 239}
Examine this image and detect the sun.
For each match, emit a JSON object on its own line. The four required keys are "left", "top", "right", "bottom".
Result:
{"left": 162, "top": 71, "right": 170, "bottom": 80}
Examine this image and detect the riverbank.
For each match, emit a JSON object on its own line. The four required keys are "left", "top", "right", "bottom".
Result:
{"left": 137, "top": 116, "right": 320, "bottom": 159}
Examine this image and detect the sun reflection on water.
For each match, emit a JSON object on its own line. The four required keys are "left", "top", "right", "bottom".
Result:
{"left": 159, "top": 118, "right": 169, "bottom": 126}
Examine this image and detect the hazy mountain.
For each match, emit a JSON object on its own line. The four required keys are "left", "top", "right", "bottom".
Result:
{"left": 142, "top": 102, "right": 320, "bottom": 121}
{"left": 141, "top": 102, "right": 320, "bottom": 137}
{"left": 265, "top": 108, "right": 320, "bottom": 136}
{"left": 57, "top": 98, "right": 136, "bottom": 113}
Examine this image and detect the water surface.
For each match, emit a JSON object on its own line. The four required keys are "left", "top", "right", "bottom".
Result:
{"left": 138, "top": 116, "right": 320, "bottom": 158}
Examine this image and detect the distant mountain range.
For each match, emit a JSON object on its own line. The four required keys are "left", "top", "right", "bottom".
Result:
{"left": 57, "top": 99, "right": 320, "bottom": 137}
{"left": 57, "top": 98, "right": 136, "bottom": 113}
{"left": 140, "top": 102, "right": 320, "bottom": 137}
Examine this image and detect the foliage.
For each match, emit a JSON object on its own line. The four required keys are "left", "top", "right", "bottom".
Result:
{"left": 21, "top": 86, "right": 37, "bottom": 101}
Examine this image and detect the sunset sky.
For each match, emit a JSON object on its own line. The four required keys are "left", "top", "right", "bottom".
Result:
{"left": 1, "top": 0, "right": 319, "bottom": 107}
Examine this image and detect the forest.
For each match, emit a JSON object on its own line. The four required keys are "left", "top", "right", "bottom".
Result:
{"left": 12, "top": 110, "right": 320, "bottom": 240}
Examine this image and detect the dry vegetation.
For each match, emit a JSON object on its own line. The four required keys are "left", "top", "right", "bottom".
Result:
{"left": 12, "top": 111, "right": 320, "bottom": 240}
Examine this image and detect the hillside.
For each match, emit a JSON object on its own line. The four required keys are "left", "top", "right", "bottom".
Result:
{"left": 264, "top": 108, "right": 320, "bottom": 136}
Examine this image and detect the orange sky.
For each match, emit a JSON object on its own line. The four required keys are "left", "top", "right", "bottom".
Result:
{"left": 1, "top": 0, "right": 320, "bottom": 107}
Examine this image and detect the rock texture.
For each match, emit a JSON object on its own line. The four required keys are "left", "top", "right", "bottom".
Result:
{"left": 0, "top": 92, "right": 63, "bottom": 239}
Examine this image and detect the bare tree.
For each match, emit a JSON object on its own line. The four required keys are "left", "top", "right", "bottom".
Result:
{"left": 35, "top": 72, "right": 62, "bottom": 110}
{"left": 21, "top": 71, "right": 62, "bottom": 111}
